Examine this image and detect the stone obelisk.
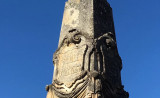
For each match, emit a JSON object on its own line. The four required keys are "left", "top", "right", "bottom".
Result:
{"left": 46, "top": 0, "right": 129, "bottom": 97}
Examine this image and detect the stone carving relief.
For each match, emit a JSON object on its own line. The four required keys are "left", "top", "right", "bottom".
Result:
{"left": 46, "top": 29, "right": 128, "bottom": 98}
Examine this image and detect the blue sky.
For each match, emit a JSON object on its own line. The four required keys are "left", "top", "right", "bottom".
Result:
{"left": 0, "top": 0, "right": 160, "bottom": 98}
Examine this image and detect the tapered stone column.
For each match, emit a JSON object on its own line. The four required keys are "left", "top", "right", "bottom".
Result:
{"left": 46, "top": 0, "right": 129, "bottom": 97}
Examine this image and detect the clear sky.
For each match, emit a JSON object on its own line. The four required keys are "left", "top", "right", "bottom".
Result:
{"left": 0, "top": 0, "right": 160, "bottom": 98}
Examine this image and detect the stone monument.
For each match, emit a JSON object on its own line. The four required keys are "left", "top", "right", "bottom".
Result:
{"left": 46, "top": 0, "right": 129, "bottom": 97}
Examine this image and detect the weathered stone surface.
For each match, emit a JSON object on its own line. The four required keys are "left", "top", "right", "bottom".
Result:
{"left": 46, "top": 0, "right": 129, "bottom": 98}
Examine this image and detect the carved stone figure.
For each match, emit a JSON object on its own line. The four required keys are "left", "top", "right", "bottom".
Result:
{"left": 46, "top": 0, "right": 129, "bottom": 98}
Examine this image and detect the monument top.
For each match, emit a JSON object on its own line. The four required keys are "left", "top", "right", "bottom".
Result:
{"left": 58, "top": 0, "right": 112, "bottom": 47}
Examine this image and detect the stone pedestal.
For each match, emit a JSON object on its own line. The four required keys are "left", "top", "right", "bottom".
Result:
{"left": 46, "top": 0, "right": 129, "bottom": 97}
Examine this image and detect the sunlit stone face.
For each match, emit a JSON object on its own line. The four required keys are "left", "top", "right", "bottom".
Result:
{"left": 62, "top": 8, "right": 79, "bottom": 28}
{"left": 55, "top": 43, "right": 87, "bottom": 87}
